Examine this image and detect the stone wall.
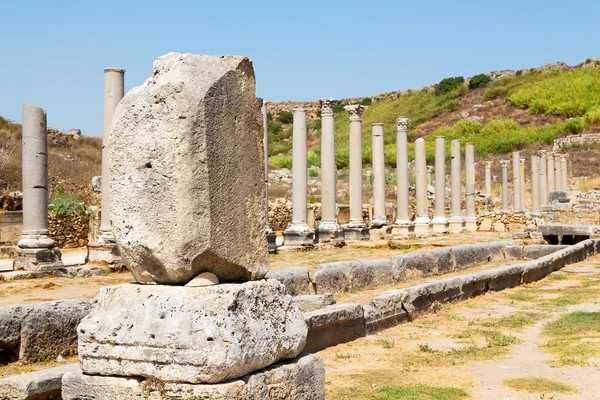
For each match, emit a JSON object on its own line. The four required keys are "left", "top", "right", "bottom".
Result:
{"left": 48, "top": 212, "right": 90, "bottom": 248}
{"left": 554, "top": 132, "right": 600, "bottom": 150}
{"left": 0, "top": 211, "right": 22, "bottom": 246}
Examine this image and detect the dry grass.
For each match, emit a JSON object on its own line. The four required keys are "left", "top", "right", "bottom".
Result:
{"left": 0, "top": 355, "right": 78, "bottom": 379}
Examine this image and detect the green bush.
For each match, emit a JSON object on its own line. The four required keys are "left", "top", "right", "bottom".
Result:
{"left": 48, "top": 197, "right": 92, "bottom": 217}
{"left": 277, "top": 111, "right": 293, "bottom": 124}
{"left": 268, "top": 121, "right": 282, "bottom": 135}
{"left": 483, "top": 69, "right": 561, "bottom": 101}
{"left": 334, "top": 148, "right": 349, "bottom": 169}
{"left": 361, "top": 97, "right": 372, "bottom": 106}
{"left": 268, "top": 155, "right": 292, "bottom": 169}
{"left": 585, "top": 107, "right": 600, "bottom": 125}
{"left": 307, "top": 150, "right": 321, "bottom": 167}
{"left": 468, "top": 74, "right": 492, "bottom": 90}
{"left": 266, "top": 112, "right": 273, "bottom": 122}
{"left": 333, "top": 103, "right": 345, "bottom": 113}
{"left": 308, "top": 167, "right": 319, "bottom": 177}
{"left": 435, "top": 76, "right": 465, "bottom": 96}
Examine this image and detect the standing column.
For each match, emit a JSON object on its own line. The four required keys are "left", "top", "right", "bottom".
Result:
{"left": 512, "top": 152, "right": 522, "bottom": 213}
{"left": 531, "top": 155, "right": 540, "bottom": 215}
{"left": 465, "top": 142, "right": 477, "bottom": 231}
{"left": 344, "top": 105, "right": 369, "bottom": 241}
{"left": 501, "top": 160, "right": 510, "bottom": 211}
{"left": 263, "top": 103, "right": 277, "bottom": 251}
{"left": 414, "top": 138, "right": 432, "bottom": 236}
{"left": 316, "top": 98, "right": 343, "bottom": 243}
{"left": 547, "top": 153, "right": 555, "bottom": 193}
{"left": 560, "top": 155, "right": 568, "bottom": 194}
{"left": 283, "top": 108, "right": 314, "bottom": 247}
{"left": 426, "top": 166, "right": 433, "bottom": 187}
{"left": 371, "top": 123, "right": 388, "bottom": 228}
{"left": 87, "top": 68, "right": 125, "bottom": 264}
{"left": 391, "top": 118, "right": 414, "bottom": 238}
{"left": 448, "top": 140, "right": 465, "bottom": 233}
{"left": 554, "top": 153, "right": 561, "bottom": 192}
{"left": 539, "top": 151, "right": 548, "bottom": 207}
{"left": 485, "top": 161, "right": 493, "bottom": 197}
{"left": 520, "top": 158, "right": 526, "bottom": 212}
{"left": 432, "top": 137, "right": 449, "bottom": 233}
{"left": 14, "top": 105, "right": 64, "bottom": 271}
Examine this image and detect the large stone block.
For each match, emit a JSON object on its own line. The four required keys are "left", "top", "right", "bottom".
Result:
{"left": 0, "top": 363, "right": 78, "bottom": 400}
{"left": 62, "top": 354, "right": 325, "bottom": 400}
{"left": 110, "top": 53, "right": 268, "bottom": 284}
{"left": 265, "top": 267, "right": 314, "bottom": 296}
{"left": 78, "top": 281, "right": 307, "bottom": 384}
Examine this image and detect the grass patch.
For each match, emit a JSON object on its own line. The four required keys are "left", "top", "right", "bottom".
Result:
{"left": 503, "top": 376, "right": 577, "bottom": 394}
{"left": 483, "top": 69, "right": 561, "bottom": 101}
{"left": 541, "top": 312, "right": 600, "bottom": 366}
{"left": 376, "top": 338, "right": 396, "bottom": 349}
{"left": 504, "top": 290, "right": 538, "bottom": 302}
{"left": 374, "top": 384, "right": 469, "bottom": 400}
{"left": 538, "top": 287, "right": 600, "bottom": 308}
{"left": 480, "top": 312, "right": 546, "bottom": 331}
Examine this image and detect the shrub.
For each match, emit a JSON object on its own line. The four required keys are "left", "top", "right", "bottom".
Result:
{"left": 585, "top": 107, "right": 600, "bottom": 125}
{"left": 266, "top": 112, "right": 273, "bottom": 122}
{"left": 307, "top": 150, "right": 321, "bottom": 167}
{"left": 308, "top": 167, "right": 319, "bottom": 177}
{"left": 483, "top": 69, "right": 561, "bottom": 101}
{"left": 334, "top": 148, "right": 349, "bottom": 169}
{"left": 435, "top": 76, "right": 465, "bottom": 96}
{"left": 333, "top": 103, "right": 345, "bottom": 113}
{"left": 268, "top": 121, "right": 282, "bottom": 135}
{"left": 361, "top": 97, "right": 372, "bottom": 106}
{"left": 468, "top": 74, "right": 491, "bottom": 90}
{"left": 559, "top": 118, "right": 586, "bottom": 135}
{"left": 48, "top": 197, "right": 92, "bottom": 217}
{"left": 268, "top": 155, "right": 292, "bottom": 169}
{"left": 277, "top": 111, "right": 293, "bottom": 124}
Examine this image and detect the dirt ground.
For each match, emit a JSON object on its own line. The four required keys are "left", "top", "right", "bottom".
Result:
{"left": 320, "top": 258, "right": 600, "bottom": 400}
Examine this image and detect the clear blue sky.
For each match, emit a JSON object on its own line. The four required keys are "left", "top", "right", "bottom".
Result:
{"left": 0, "top": 0, "right": 596, "bottom": 136}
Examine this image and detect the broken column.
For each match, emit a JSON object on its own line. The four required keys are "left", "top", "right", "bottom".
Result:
{"left": 13, "top": 105, "right": 64, "bottom": 271}
{"left": 61, "top": 53, "right": 324, "bottom": 399}
{"left": 316, "top": 98, "right": 343, "bottom": 243}
{"left": 512, "top": 151, "right": 522, "bottom": 213}
{"left": 464, "top": 142, "right": 477, "bottom": 232}
{"left": 414, "top": 138, "right": 431, "bottom": 236}
{"left": 560, "top": 154, "right": 568, "bottom": 193}
{"left": 391, "top": 118, "right": 414, "bottom": 238}
{"left": 344, "top": 105, "right": 369, "bottom": 241}
{"left": 448, "top": 139, "right": 465, "bottom": 233}
{"left": 484, "top": 161, "right": 492, "bottom": 197}
{"left": 432, "top": 136, "right": 449, "bottom": 233}
{"left": 263, "top": 102, "right": 277, "bottom": 251}
{"left": 371, "top": 123, "right": 388, "bottom": 228}
{"left": 520, "top": 158, "right": 526, "bottom": 212}
{"left": 531, "top": 155, "right": 540, "bottom": 215}
{"left": 501, "top": 160, "right": 509, "bottom": 211}
{"left": 283, "top": 108, "right": 314, "bottom": 247}
{"left": 539, "top": 151, "right": 548, "bottom": 207}
{"left": 87, "top": 67, "right": 125, "bottom": 265}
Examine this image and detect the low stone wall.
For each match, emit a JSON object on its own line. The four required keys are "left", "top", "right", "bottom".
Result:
{"left": 477, "top": 211, "right": 537, "bottom": 232}
{"left": 554, "top": 132, "right": 600, "bottom": 149}
{"left": 48, "top": 212, "right": 89, "bottom": 248}
{"left": 542, "top": 202, "right": 600, "bottom": 225}
{"left": 0, "top": 211, "right": 22, "bottom": 246}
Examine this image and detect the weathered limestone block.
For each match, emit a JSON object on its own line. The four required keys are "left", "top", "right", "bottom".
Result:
{"left": 265, "top": 267, "right": 314, "bottom": 296}
{"left": 292, "top": 294, "right": 335, "bottom": 312}
{"left": 78, "top": 281, "right": 307, "bottom": 384}
{"left": 0, "top": 363, "right": 78, "bottom": 400}
{"left": 303, "top": 304, "right": 364, "bottom": 352}
{"left": 110, "top": 53, "right": 268, "bottom": 284}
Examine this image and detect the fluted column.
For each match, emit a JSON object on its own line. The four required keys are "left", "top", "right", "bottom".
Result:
{"left": 531, "top": 155, "right": 540, "bottom": 215}
{"left": 465, "top": 142, "right": 477, "bottom": 231}
{"left": 391, "top": 118, "right": 414, "bottom": 238}
{"left": 14, "top": 105, "right": 64, "bottom": 271}
{"left": 501, "top": 160, "right": 509, "bottom": 211}
{"left": 283, "top": 108, "right": 314, "bottom": 246}
{"left": 371, "top": 123, "right": 388, "bottom": 228}
{"left": 512, "top": 152, "right": 522, "bottom": 213}
{"left": 432, "top": 137, "right": 449, "bottom": 233}
{"left": 344, "top": 105, "right": 369, "bottom": 241}
{"left": 520, "top": 158, "right": 526, "bottom": 212}
{"left": 448, "top": 139, "right": 465, "bottom": 233}
{"left": 539, "top": 151, "right": 548, "bottom": 207}
{"left": 316, "top": 98, "right": 343, "bottom": 242}
{"left": 485, "top": 161, "right": 492, "bottom": 197}
{"left": 414, "top": 138, "right": 432, "bottom": 236}
{"left": 560, "top": 155, "right": 568, "bottom": 193}
{"left": 547, "top": 154, "right": 555, "bottom": 193}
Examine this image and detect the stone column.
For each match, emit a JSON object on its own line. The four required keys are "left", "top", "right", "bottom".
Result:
{"left": 283, "top": 108, "right": 314, "bottom": 247}
{"left": 547, "top": 153, "right": 555, "bottom": 193}
{"left": 426, "top": 166, "right": 433, "bottom": 187}
{"left": 520, "top": 158, "right": 526, "bottom": 212}
{"left": 554, "top": 153, "right": 561, "bottom": 192}
{"left": 316, "top": 98, "right": 343, "bottom": 243}
{"left": 14, "top": 105, "right": 64, "bottom": 271}
{"left": 464, "top": 142, "right": 477, "bottom": 231}
{"left": 560, "top": 155, "right": 568, "bottom": 193}
{"left": 263, "top": 103, "right": 277, "bottom": 251}
{"left": 531, "top": 155, "right": 540, "bottom": 215}
{"left": 539, "top": 151, "right": 548, "bottom": 207}
{"left": 391, "top": 118, "right": 414, "bottom": 238}
{"left": 512, "top": 152, "right": 522, "bottom": 213}
{"left": 87, "top": 67, "right": 125, "bottom": 264}
{"left": 371, "top": 123, "right": 388, "bottom": 228}
{"left": 501, "top": 160, "right": 510, "bottom": 211}
{"left": 414, "top": 138, "right": 432, "bottom": 236}
{"left": 342, "top": 104, "right": 369, "bottom": 241}
{"left": 448, "top": 140, "right": 465, "bottom": 233}
{"left": 432, "top": 137, "right": 449, "bottom": 233}
{"left": 485, "top": 161, "right": 492, "bottom": 197}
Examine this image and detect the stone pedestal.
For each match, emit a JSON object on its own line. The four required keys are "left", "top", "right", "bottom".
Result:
{"left": 391, "top": 118, "right": 414, "bottom": 238}
{"left": 464, "top": 142, "right": 477, "bottom": 232}
{"left": 14, "top": 105, "right": 64, "bottom": 271}
{"left": 414, "top": 138, "right": 431, "bottom": 236}
{"left": 316, "top": 99, "right": 343, "bottom": 243}
{"left": 283, "top": 108, "right": 314, "bottom": 247}
{"left": 448, "top": 139, "right": 465, "bottom": 233}
{"left": 432, "top": 136, "right": 448, "bottom": 233}
{"left": 371, "top": 123, "right": 388, "bottom": 228}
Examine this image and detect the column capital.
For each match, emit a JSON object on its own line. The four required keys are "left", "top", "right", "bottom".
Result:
{"left": 396, "top": 117, "right": 410, "bottom": 131}
{"left": 500, "top": 160, "right": 510, "bottom": 167}
{"left": 344, "top": 104, "right": 368, "bottom": 121}
{"left": 292, "top": 107, "right": 306, "bottom": 114}
{"left": 519, "top": 158, "right": 525, "bottom": 166}
{"left": 104, "top": 67, "right": 126, "bottom": 74}
{"left": 426, "top": 165, "right": 433, "bottom": 172}
{"left": 484, "top": 161, "right": 493, "bottom": 168}
{"left": 539, "top": 150, "right": 547, "bottom": 159}
{"left": 558, "top": 153, "right": 567, "bottom": 160}
{"left": 319, "top": 98, "right": 337, "bottom": 115}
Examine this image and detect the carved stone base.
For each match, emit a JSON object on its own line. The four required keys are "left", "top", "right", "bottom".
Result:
{"left": 266, "top": 230, "right": 278, "bottom": 253}
{"left": 13, "top": 247, "right": 64, "bottom": 271}
{"left": 343, "top": 226, "right": 370, "bottom": 242}
{"left": 283, "top": 229, "right": 315, "bottom": 247}
{"left": 315, "top": 223, "right": 344, "bottom": 244}
{"left": 391, "top": 223, "right": 415, "bottom": 239}
{"left": 465, "top": 218, "right": 478, "bottom": 232}
{"left": 448, "top": 217, "right": 466, "bottom": 234}
{"left": 432, "top": 217, "right": 449, "bottom": 234}
{"left": 86, "top": 242, "right": 122, "bottom": 265}
{"left": 413, "top": 217, "right": 432, "bottom": 238}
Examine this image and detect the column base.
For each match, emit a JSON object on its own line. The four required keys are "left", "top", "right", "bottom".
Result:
{"left": 413, "top": 217, "right": 432, "bottom": 238}
{"left": 465, "top": 217, "right": 478, "bottom": 232}
{"left": 266, "top": 229, "right": 278, "bottom": 253}
{"left": 13, "top": 247, "right": 64, "bottom": 271}
{"left": 448, "top": 217, "right": 466, "bottom": 234}
{"left": 343, "top": 226, "right": 370, "bottom": 241}
{"left": 86, "top": 242, "right": 123, "bottom": 266}
{"left": 391, "top": 222, "right": 415, "bottom": 239}
{"left": 315, "top": 222, "right": 344, "bottom": 244}
{"left": 370, "top": 217, "right": 389, "bottom": 229}
{"left": 283, "top": 228, "right": 315, "bottom": 247}
{"left": 431, "top": 217, "right": 449, "bottom": 234}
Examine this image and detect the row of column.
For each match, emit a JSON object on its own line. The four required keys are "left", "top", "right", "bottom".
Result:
{"left": 280, "top": 101, "right": 479, "bottom": 246}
